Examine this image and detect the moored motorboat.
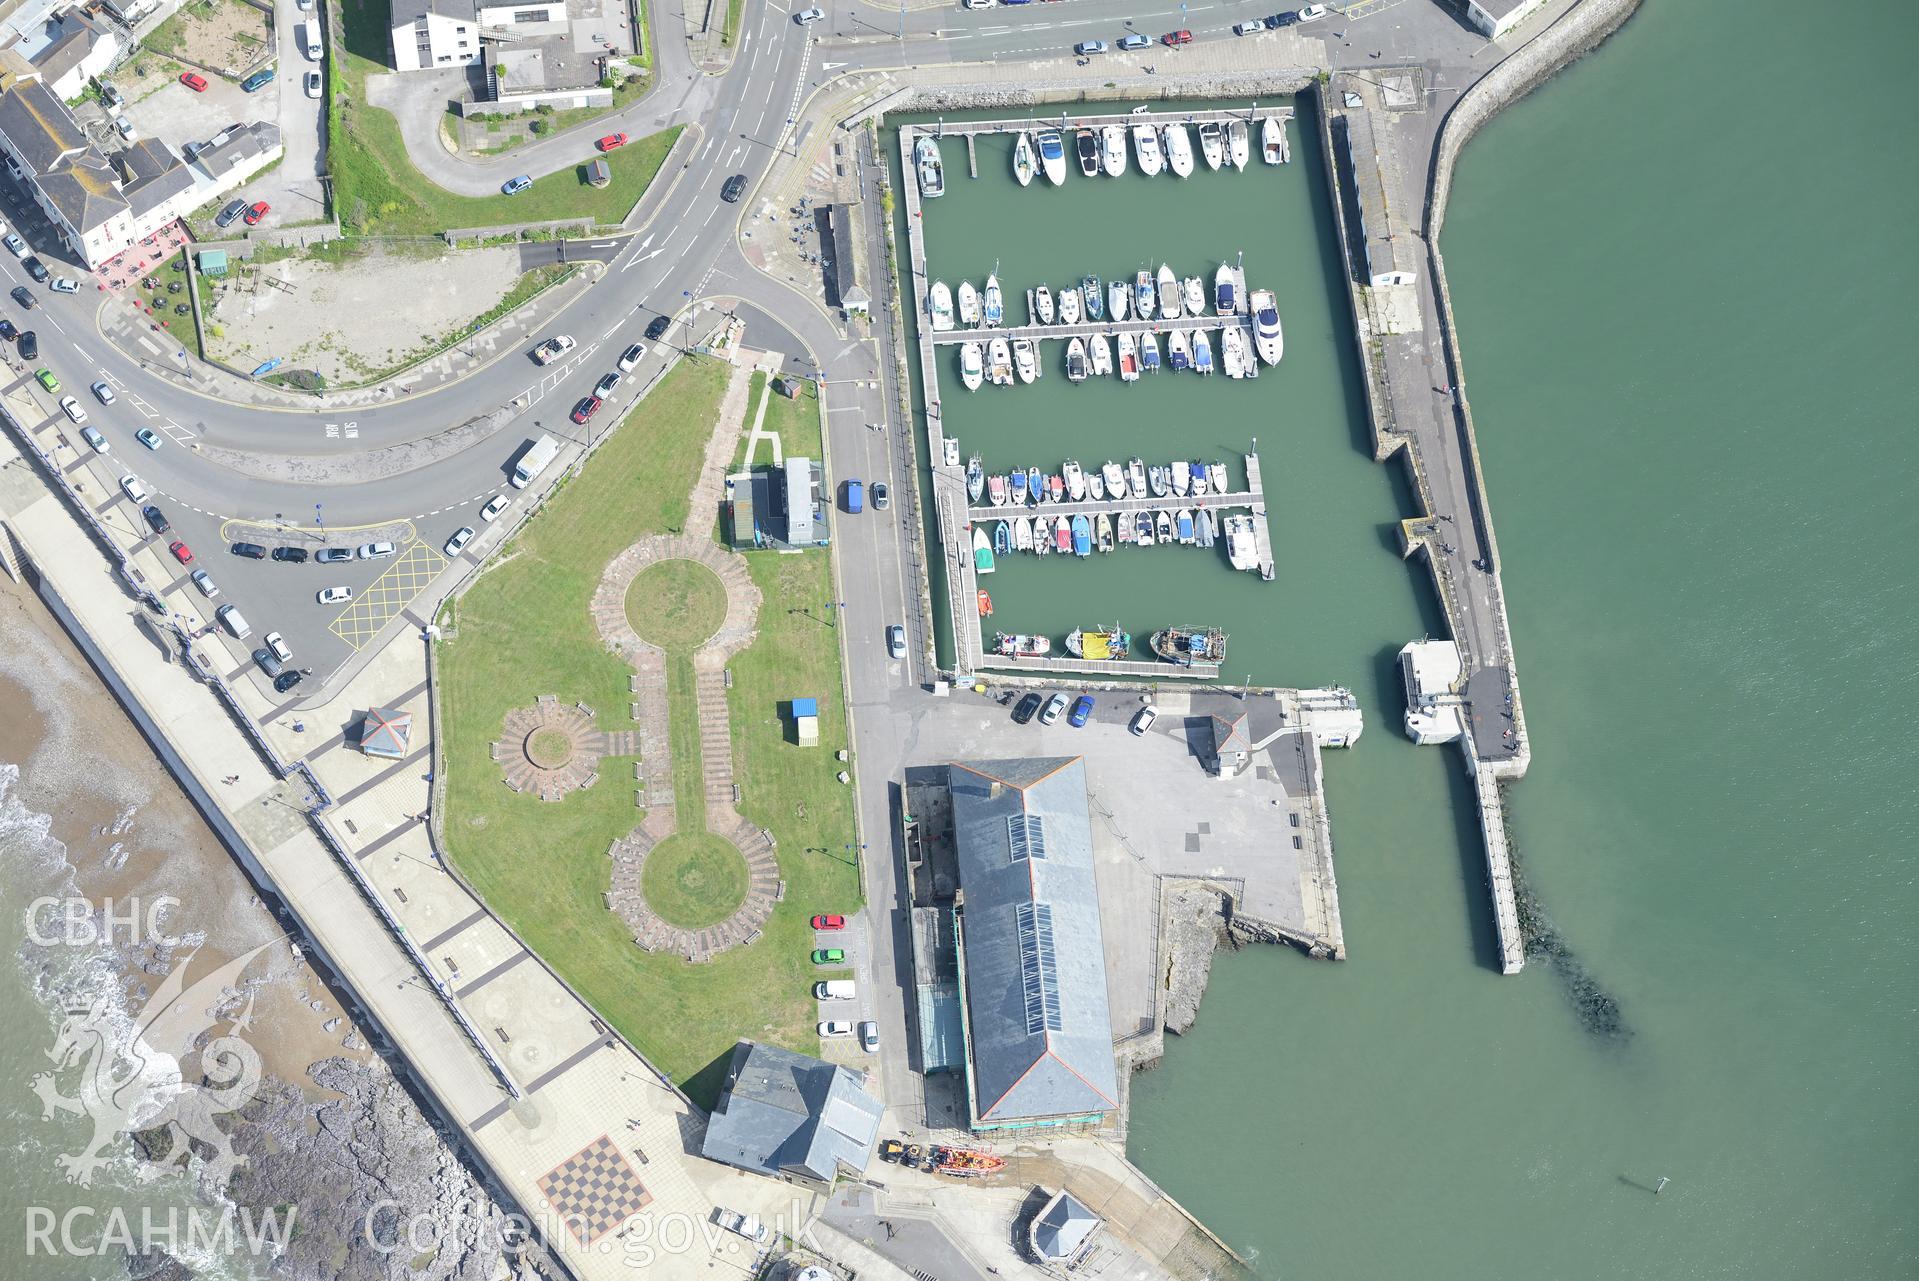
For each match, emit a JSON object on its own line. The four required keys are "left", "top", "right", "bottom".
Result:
{"left": 994, "top": 521, "right": 1011, "bottom": 556}
{"left": 1117, "top": 331, "right": 1139, "bottom": 382}
{"left": 1009, "top": 470, "right": 1027, "bottom": 505}
{"left": 1208, "top": 461, "right": 1229, "bottom": 493}
{"left": 1148, "top": 464, "right": 1169, "bottom": 497}
{"left": 1157, "top": 263, "right": 1181, "bottom": 317}
{"left": 1015, "top": 516, "right": 1034, "bottom": 552}
{"left": 1261, "top": 116, "right": 1284, "bottom": 165}
{"left": 1183, "top": 275, "right": 1207, "bottom": 317}
{"left": 929, "top": 281, "right": 955, "bottom": 332}
{"left": 1154, "top": 509, "right": 1174, "bottom": 543}
{"left": 1095, "top": 513, "right": 1114, "bottom": 553}
{"left": 958, "top": 280, "right": 981, "bottom": 328}
{"left": 1151, "top": 626, "right": 1227, "bottom": 667}
{"left": 983, "top": 273, "right": 1004, "bottom": 328}
{"left": 1037, "top": 128, "right": 1068, "bottom": 184}
{"left": 1053, "top": 515, "right": 1071, "bottom": 553}
{"left": 1100, "top": 125, "right": 1127, "bottom": 177}
{"left": 1027, "top": 466, "right": 1043, "bottom": 504}
{"left": 986, "top": 472, "right": 1005, "bottom": 506}
{"left": 1075, "top": 129, "right": 1099, "bottom": 177}
{"left": 1083, "top": 275, "right": 1104, "bottom": 321}
{"left": 1118, "top": 511, "right": 1135, "bottom": 544}
{"left": 1224, "top": 513, "right": 1259, "bottom": 571}
{"left": 1065, "top": 337, "right": 1088, "bottom": 382}
{"left": 1227, "top": 119, "right": 1249, "bottom": 171}
{"left": 967, "top": 455, "right": 985, "bottom": 501}
{"left": 1215, "top": 262, "right": 1236, "bottom": 315}
{"left": 1132, "top": 123, "right": 1163, "bottom": 176}
{"left": 1192, "top": 329, "right": 1215, "bottom": 374}
{"left": 1128, "top": 456, "right": 1147, "bottom": 497}
{"left": 978, "top": 589, "right": 992, "bottom": 616}
{"left": 1059, "top": 285, "right": 1082, "bottom": 326}
{"left": 1190, "top": 462, "right": 1209, "bottom": 496}
{"left": 1062, "top": 459, "right": 1086, "bottom": 501}
{"left": 1012, "top": 338, "right": 1038, "bottom": 384}
{"left": 1196, "top": 507, "right": 1216, "bottom": 548}
{"left": 1168, "top": 328, "right": 1192, "bottom": 371}
{"left": 972, "top": 527, "right": 994, "bottom": 574}
{"left": 1221, "top": 324, "right": 1250, "bottom": 379}
{"left": 1198, "top": 121, "right": 1225, "bottom": 171}
{"left": 1251, "top": 289, "right": 1284, "bottom": 365}
{"left": 915, "top": 135, "right": 945, "bottom": 197}
{"left": 1172, "top": 460, "right": 1190, "bottom": 495}
{"left": 1088, "top": 333, "right": 1113, "bottom": 378}
{"left": 1071, "top": 514, "right": 1092, "bottom": 557}
{"left": 1088, "top": 469, "right": 1105, "bottom": 501}
{"left": 1135, "top": 270, "right": 1156, "bottom": 320}
{"left": 961, "top": 341, "right": 984, "bottom": 391}
{"left": 993, "top": 632, "right": 1050, "bottom": 658}
{"left": 1175, "top": 508, "right": 1195, "bottom": 545}
{"left": 1108, "top": 278, "right": 1130, "bottom": 322}
{"left": 988, "top": 336, "right": 1014, "bottom": 386}
{"left": 1048, "top": 474, "right": 1065, "bottom": 503}
{"left": 1136, "top": 512, "right": 1156, "bottom": 546}
{"left": 1035, "top": 284, "right": 1055, "bottom": 325}
{"left": 1163, "top": 123, "right": 1194, "bottom": 178}
{"left": 1101, "top": 460, "right": 1127, "bottom": 495}
{"left": 1012, "top": 130, "right": 1037, "bottom": 187}
{"left": 1139, "top": 329, "right": 1161, "bottom": 372}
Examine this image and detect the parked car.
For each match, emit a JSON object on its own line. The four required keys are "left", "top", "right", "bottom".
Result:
{"left": 79, "top": 426, "right": 108, "bottom": 452}
{"left": 273, "top": 670, "right": 304, "bottom": 693}
{"left": 596, "top": 133, "right": 628, "bottom": 151}
{"left": 190, "top": 570, "right": 219, "bottom": 598}
{"left": 644, "top": 314, "right": 671, "bottom": 341}
{"left": 180, "top": 71, "right": 209, "bottom": 92}
{"left": 1295, "top": 2, "right": 1327, "bottom": 19}
{"left": 1038, "top": 693, "right": 1068, "bottom": 725}
{"left": 230, "top": 541, "right": 267, "bottom": 559}
{"left": 99, "top": 81, "right": 124, "bottom": 108}
{"left": 1118, "top": 32, "right": 1151, "bottom": 50}
{"left": 114, "top": 114, "right": 136, "bottom": 139}
{"left": 215, "top": 604, "right": 251, "bottom": 638}
{"left": 304, "top": 70, "right": 322, "bottom": 99}
{"left": 479, "top": 494, "right": 510, "bottom": 522}
{"left": 315, "top": 546, "right": 354, "bottom": 563}
{"left": 143, "top": 505, "right": 170, "bottom": 534}
{"left": 215, "top": 199, "right": 249, "bottom": 229}
{"left": 167, "top": 540, "right": 193, "bottom": 564}
{"left": 444, "top": 526, "right": 474, "bottom": 555}
{"left": 1012, "top": 692, "right": 1043, "bottom": 724}
{"left": 858, "top": 1020, "right": 879, "bottom": 1053}
{"left": 595, "top": 371, "right": 621, "bottom": 397}
{"left": 264, "top": 632, "right": 293, "bottom": 663}
{"left": 357, "top": 541, "right": 396, "bottom": 559}
{"left": 1234, "top": 18, "right": 1264, "bottom": 35}
{"left": 22, "top": 256, "right": 47, "bottom": 282}
{"left": 240, "top": 67, "right": 275, "bottom": 93}
{"left": 1068, "top": 695, "right": 1094, "bottom": 727}
{"left": 17, "top": 331, "right": 36, "bottom": 360}
{"left": 119, "top": 475, "right": 148, "bottom": 502}
{"left": 317, "top": 586, "right": 353, "bottom": 604}
{"left": 135, "top": 428, "right": 162, "bottom": 450}
{"left": 3, "top": 234, "right": 25, "bottom": 257}
{"left": 251, "top": 648, "right": 283, "bottom": 678}
{"left": 0, "top": 319, "right": 15, "bottom": 340}
{"left": 501, "top": 174, "right": 533, "bottom": 195}
{"left": 10, "top": 285, "right": 35, "bottom": 309}
{"left": 817, "top": 1021, "right": 853, "bottom": 1038}
{"left": 1130, "top": 704, "right": 1158, "bottom": 735}
{"left": 270, "top": 546, "right": 308, "bottom": 562}
{"left": 34, "top": 368, "right": 58, "bottom": 392}
{"left": 90, "top": 380, "right": 115, "bottom": 404}
{"left": 58, "top": 396, "right": 85, "bottom": 424}
{"left": 1162, "top": 28, "right": 1193, "bottom": 45}
{"left": 243, "top": 201, "right": 270, "bottom": 226}
{"left": 843, "top": 479, "right": 863, "bottom": 513}
{"left": 1265, "top": 11, "right": 1299, "bottom": 26}
{"left": 814, "top": 980, "right": 855, "bottom": 1000}
{"left": 887, "top": 624, "right": 906, "bottom": 659}
{"left": 720, "top": 174, "right": 747, "bottom": 203}
{"left": 810, "top": 948, "right": 845, "bottom": 965}
{"left": 569, "top": 395, "right": 601, "bottom": 425}
{"left": 618, "top": 342, "right": 646, "bottom": 371}
{"left": 811, "top": 914, "right": 845, "bottom": 930}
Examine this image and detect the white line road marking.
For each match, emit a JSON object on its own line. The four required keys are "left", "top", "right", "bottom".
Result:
{"left": 73, "top": 345, "right": 92, "bottom": 362}
{"left": 725, "top": 144, "right": 743, "bottom": 165}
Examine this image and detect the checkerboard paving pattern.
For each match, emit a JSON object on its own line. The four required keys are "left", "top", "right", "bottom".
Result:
{"left": 536, "top": 1134, "right": 652, "bottom": 1245}
{"left": 328, "top": 540, "right": 447, "bottom": 648}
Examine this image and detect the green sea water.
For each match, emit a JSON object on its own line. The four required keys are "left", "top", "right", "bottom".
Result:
{"left": 1118, "top": 3, "right": 1919, "bottom": 1279}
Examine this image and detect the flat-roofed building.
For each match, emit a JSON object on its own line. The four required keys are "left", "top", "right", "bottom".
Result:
{"left": 1465, "top": 0, "right": 1549, "bottom": 40}
{"left": 1335, "top": 110, "right": 1418, "bottom": 288}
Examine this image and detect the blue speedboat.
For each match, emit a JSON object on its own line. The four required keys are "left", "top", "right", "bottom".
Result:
{"left": 1192, "top": 329, "right": 1215, "bottom": 375}
{"left": 1010, "top": 470, "right": 1028, "bottom": 504}
{"left": 994, "top": 521, "right": 1012, "bottom": 556}
{"left": 1083, "top": 275, "right": 1103, "bottom": 322}
{"left": 1139, "top": 330, "right": 1161, "bottom": 373}
{"left": 1175, "top": 509, "right": 1194, "bottom": 544}
{"left": 1071, "top": 515, "right": 1093, "bottom": 558}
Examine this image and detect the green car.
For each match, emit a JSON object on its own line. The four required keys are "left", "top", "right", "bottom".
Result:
{"left": 811, "top": 948, "right": 845, "bottom": 965}
{"left": 35, "top": 369, "right": 58, "bottom": 393}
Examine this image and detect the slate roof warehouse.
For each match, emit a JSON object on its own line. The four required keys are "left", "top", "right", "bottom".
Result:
{"left": 700, "top": 1040, "right": 882, "bottom": 1191}
{"left": 947, "top": 757, "right": 1119, "bottom": 1131}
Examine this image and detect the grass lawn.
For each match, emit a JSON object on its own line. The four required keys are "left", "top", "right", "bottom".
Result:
{"left": 626, "top": 559, "right": 726, "bottom": 651}
{"left": 332, "top": 0, "right": 678, "bottom": 234}
{"left": 439, "top": 357, "right": 860, "bottom": 1106}
{"left": 735, "top": 372, "right": 824, "bottom": 469}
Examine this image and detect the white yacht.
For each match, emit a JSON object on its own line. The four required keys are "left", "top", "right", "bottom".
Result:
{"left": 1223, "top": 513, "right": 1260, "bottom": 572}
{"left": 1162, "top": 123, "right": 1195, "bottom": 178}
{"left": 1100, "top": 125, "right": 1127, "bottom": 177}
{"left": 929, "top": 281, "right": 954, "bottom": 332}
{"left": 957, "top": 280, "right": 981, "bottom": 328}
{"left": 1037, "top": 129, "right": 1068, "bottom": 185}
{"left": 1108, "top": 278, "right": 1130, "bottom": 322}
{"left": 1131, "top": 123, "right": 1164, "bottom": 177}
{"left": 1261, "top": 117, "right": 1286, "bottom": 165}
{"left": 959, "top": 341, "right": 983, "bottom": 391}
{"left": 915, "top": 135, "right": 944, "bottom": 197}
{"left": 1062, "top": 460, "right": 1086, "bottom": 501}
{"left": 1117, "top": 331, "right": 1140, "bottom": 382}
{"left": 1198, "top": 121, "right": 1225, "bottom": 171}
{"left": 1135, "top": 269, "right": 1156, "bottom": 320}
{"left": 1172, "top": 460, "right": 1191, "bottom": 495}
{"left": 1013, "top": 131, "right": 1037, "bottom": 187}
{"left": 1065, "top": 337, "right": 1088, "bottom": 382}
{"left": 1035, "top": 284, "right": 1055, "bottom": 325}
{"left": 1139, "top": 328, "right": 1161, "bottom": 373}
{"left": 1221, "top": 324, "right": 1249, "bottom": 378}
{"left": 1127, "top": 456, "right": 1147, "bottom": 497}
{"left": 1192, "top": 328, "right": 1214, "bottom": 374}
{"left": 1168, "top": 328, "right": 1192, "bottom": 371}
{"left": 1012, "top": 338, "right": 1038, "bottom": 384}
{"left": 984, "top": 273, "right": 1004, "bottom": 328}
{"left": 1089, "top": 333, "right": 1113, "bottom": 378}
{"left": 1183, "top": 275, "right": 1207, "bottom": 317}
{"left": 1059, "top": 285, "right": 1082, "bottom": 326}
{"left": 1157, "top": 263, "right": 1181, "bottom": 317}
{"left": 988, "top": 337, "right": 1014, "bottom": 386}
{"left": 1227, "top": 119, "right": 1249, "bottom": 171}
{"left": 1101, "top": 460, "right": 1127, "bottom": 494}
{"left": 1250, "top": 289, "right": 1284, "bottom": 365}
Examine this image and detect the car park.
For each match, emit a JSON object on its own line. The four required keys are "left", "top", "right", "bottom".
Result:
{"left": 190, "top": 570, "right": 218, "bottom": 598}
{"left": 3, "top": 234, "right": 25, "bottom": 257}
{"left": 241, "top": 67, "right": 275, "bottom": 92}
{"left": 444, "top": 526, "right": 474, "bottom": 555}
{"left": 91, "top": 381, "right": 115, "bottom": 404}
{"left": 817, "top": 1020, "right": 853, "bottom": 1038}
{"left": 215, "top": 199, "right": 248, "bottom": 228}
{"left": 252, "top": 648, "right": 283, "bottom": 678}
{"left": 720, "top": 174, "right": 747, "bottom": 203}
{"left": 357, "top": 541, "right": 397, "bottom": 559}
{"left": 872, "top": 482, "right": 889, "bottom": 509}
{"left": 501, "top": 174, "right": 533, "bottom": 195}
{"left": 811, "top": 913, "right": 845, "bottom": 930}
{"left": 17, "top": 331, "right": 36, "bottom": 360}
{"left": 180, "top": 71, "right": 208, "bottom": 91}
{"left": 119, "top": 475, "right": 148, "bottom": 502}
{"left": 264, "top": 632, "right": 294, "bottom": 663}
{"left": 795, "top": 6, "right": 824, "bottom": 21}
{"left": 1119, "top": 32, "right": 1150, "bottom": 50}
{"left": 215, "top": 604, "right": 251, "bottom": 638}
{"left": 315, "top": 546, "right": 354, "bottom": 563}
{"left": 1131, "top": 704, "right": 1158, "bottom": 735}
{"left": 11, "top": 285, "right": 35, "bottom": 309}
{"left": 644, "top": 314, "right": 671, "bottom": 341}
{"left": 317, "top": 586, "right": 353, "bottom": 604}
{"left": 1162, "top": 28, "right": 1193, "bottom": 45}
{"left": 79, "top": 426, "right": 108, "bottom": 452}
{"left": 1039, "top": 693, "right": 1068, "bottom": 725}
{"left": 1068, "top": 695, "right": 1095, "bottom": 727}
{"left": 23, "top": 256, "right": 47, "bottom": 282}
{"left": 1012, "top": 692, "right": 1043, "bottom": 724}
{"left": 596, "top": 133, "right": 628, "bottom": 151}
{"left": 811, "top": 948, "right": 845, "bottom": 965}
{"left": 1075, "top": 40, "right": 1107, "bottom": 54}
{"left": 304, "top": 70, "right": 322, "bottom": 99}
{"left": 273, "top": 671, "right": 304, "bottom": 693}
{"left": 270, "top": 546, "right": 308, "bottom": 563}
{"left": 569, "top": 395, "right": 601, "bottom": 425}
{"left": 59, "top": 396, "right": 86, "bottom": 424}
{"left": 34, "top": 369, "right": 58, "bottom": 392}
{"left": 243, "top": 201, "right": 270, "bottom": 226}
{"left": 618, "top": 342, "right": 646, "bottom": 370}
{"left": 231, "top": 541, "right": 267, "bottom": 559}
{"left": 1234, "top": 18, "right": 1264, "bottom": 34}
{"left": 480, "top": 494, "right": 510, "bottom": 522}
{"left": 595, "top": 371, "right": 621, "bottom": 397}
{"left": 887, "top": 624, "right": 906, "bottom": 659}
{"left": 168, "top": 540, "right": 193, "bottom": 564}
{"left": 858, "top": 1021, "right": 879, "bottom": 1053}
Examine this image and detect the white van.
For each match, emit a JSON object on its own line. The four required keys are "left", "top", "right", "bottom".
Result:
{"left": 301, "top": 16, "right": 322, "bottom": 60}
{"left": 813, "top": 980, "right": 856, "bottom": 1001}
{"left": 216, "top": 604, "right": 251, "bottom": 639}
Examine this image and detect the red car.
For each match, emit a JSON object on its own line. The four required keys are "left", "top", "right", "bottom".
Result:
{"left": 596, "top": 133, "right": 628, "bottom": 152}
{"left": 180, "top": 71, "right": 209, "bottom": 92}
{"left": 168, "top": 540, "right": 194, "bottom": 564}
{"left": 570, "top": 395, "right": 602, "bottom": 424}
{"left": 243, "top": 201, "right": 270, "bottom": 226}
{"left": 1162, "top": 28, "right": 1193, "bottom": 45}
{"left": 811, "top": 914, "right": 845, "bottom": 931}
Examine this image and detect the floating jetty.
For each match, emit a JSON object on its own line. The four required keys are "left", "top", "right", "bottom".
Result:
{"left": 909, "top": 106, "right": 1295, "bottom": 149}
{"left": 929, "top": 314, "right": 1251, "bottom": 347}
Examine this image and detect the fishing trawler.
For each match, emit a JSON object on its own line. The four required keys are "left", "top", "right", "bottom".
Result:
{"left": 1152, "top": 626, "right": 1227, "bottom": 666}
{"left": 1066, "top": 624, "right": 1131, "bottom": 660}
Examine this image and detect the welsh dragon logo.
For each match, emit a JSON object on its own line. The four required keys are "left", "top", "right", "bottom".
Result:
{"left": 31, "top": 942, "right": 274, "bottom": 1187}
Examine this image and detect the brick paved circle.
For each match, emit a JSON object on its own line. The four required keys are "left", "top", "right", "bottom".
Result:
{"left": 493, "top": 699, "right": 609, "bottom": 802}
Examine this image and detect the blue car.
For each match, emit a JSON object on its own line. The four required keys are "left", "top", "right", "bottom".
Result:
{"left": 501, "top": 174, "right": 533, "bottom": 195}
{"left": 1067, "top": 695, "right": 1094, "bottom": 728}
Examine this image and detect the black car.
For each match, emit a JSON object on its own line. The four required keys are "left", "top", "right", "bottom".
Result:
{"left": 643, "top": 314, "right": 670, "bottom": 341}
{"left": 252, "top": 648, "right": 284, "bottom": 678}
{"left": 214, "top": 199, "right": 249, "bottom": 228}
{"left": 1012, "top": 692, "right": 1044, "bottom": 724}
{"left": 270, "top": 546, "right": 309, "bottom": 563}
{"left": 315, "top": 547, "right": 354, "bottom": 563}
{"left": 720, "top": 174, "right": 747, "bottom": 203}
{"left": 22, "top": 256, "right": 48, "bottom": 283}
{"left": 0, "top": 319, "right": 15, "bottom": 340}
{"left": 1265, "top": 10, "right": 1297, "bottom": 25}
{"left": 17, "top": 331, "right": 35, "bottom": 360}
{"left": 230, "top": 541, "right": 267, "bottom": 559}
{"left": 10, "top": 285, "right": 34, "bottom": 309}
{"left": 273, "top": 670, "right": 304, "bottom": 693}
{"left": 142, "top": 505, "right": 170, "bottom": 534}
